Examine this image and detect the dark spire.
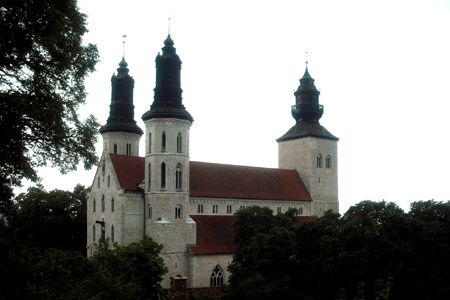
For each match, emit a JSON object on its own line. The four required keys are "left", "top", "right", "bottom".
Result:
{"left": 277, "top": 65, "right": 338, "bottom": 142}
{"left": 142, "top": 35, "right": 193, "bottom": 122}
{"left": 99, "top": 58, "right": 143, "bottom": 135}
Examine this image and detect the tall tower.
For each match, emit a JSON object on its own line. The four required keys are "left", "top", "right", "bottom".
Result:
{"left": 277, "top": 65, "right": 339, "bottom": 216}
{"left": 99, "top": 58, "right": 143, "bottom": 155}
{"left": 142, "top": 35, "right": 195, "bottom": 286}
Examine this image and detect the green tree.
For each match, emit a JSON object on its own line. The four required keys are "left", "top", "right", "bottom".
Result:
{"left": 0, "top": 0, "right": 99, "bottom": 209}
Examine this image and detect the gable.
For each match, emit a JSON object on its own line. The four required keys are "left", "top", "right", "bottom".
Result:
{"left": 110, "top": 154, "right": 145, "bottom": 191}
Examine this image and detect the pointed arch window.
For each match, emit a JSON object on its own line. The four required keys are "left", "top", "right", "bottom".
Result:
{"left": 317, "top": 154, "right": 323, "bottom": 168}
{"left": 177, "top": 132, "right": 182, "bottom": 153}
{"left": 101, "top": 195, "right": 105, "bottom": 212}
{"left": 111, "top": 198, "right": 114, "bottom": 212}
{"left": 161, "top": 132, "right": 166, "bottom": 152}
{"left": 161, "top": 162, "right": 166, "bottom": 190}
{"left": 113, "top": 144, "right": 117, "bottom": 154}
{"left": 147, "top": 205, "right": 152, "bottom": 219}
{"left": 148, "top": 133, "right": 152, "bottom": 154}
{"left": 326, "top": 155, "right": 332, "bottom": 169}
{"left": 210, "top": 265, "right": 224, "bottom": 287}
{"left": 111, "top": 225, "right": 115, "bottom": 243}
{"left": 176, "top": 163, "right": 182, "bottom": 191}
{"left": 147, "top": 163, "right": 151, "bottom": 191}
{"left": 175, "top": 205, "right": 182, "bottom": 219}
{"left": 93, "top": 199, "right": 96, "bottom": 213}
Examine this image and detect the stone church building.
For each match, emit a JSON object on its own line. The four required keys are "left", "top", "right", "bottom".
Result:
{"left": 87, "top": 35, "right": 339, "bottom": 288}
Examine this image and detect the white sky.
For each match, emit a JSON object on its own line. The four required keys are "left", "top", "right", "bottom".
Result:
{"left": 29, "top": 0, "right": 450, "bottom": 213}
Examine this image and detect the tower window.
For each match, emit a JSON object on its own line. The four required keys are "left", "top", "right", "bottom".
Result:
{"left": 111, "top": 198, "right": 114, "bottom": 212}
{"left": 113, "top": 144, "right": 117, "bottom": 154}
{"left": 326, "top": 155, "right": 332, "bottom": 169}
{"left": 176, "top": 163, "right": 182, "bottom": 190}
{"left": 198, "top": 204, "right": 204, "bottom": 214}
{"left": 107, "top": 175, "right": 110, "bottom": 187}
{"left": 148, "top": 133, "right": 152, "bottom": 154}
{"left": 317, "top": 154, "right": 323, "bottom": 168}
{"left": 227, "top": 205, "right": 232, "bottom": 214}
{"left": 111, "top": 225, "right": 114, "bottom": 243}
{"left": 148, "top": 163, "right": 151, "bottom": 191}
{"left": 101, "top": 195, "right": 105, "bottom": 212}
{"left": 93, "top": 225, "right": 96, "bottom": 242}
{"left": 147, "top": 205, "right": 152, "bottom": 219}
{"left": 97, "top": 176, "right": 100, "bottom": 188}
{"left": 93, "top": 199, "right": 96, "bottom": 213}
{"left": 161, "top": 132, "right": 166, "bottom": 152}
{"left": 161, "top": 162, "right": 166, "bottom": 190}
{"left": 175, "top": 205, "right": 182, "bottom": 219}
{"left": 212, "top": 204, "right": 218, "bottom": 214}
{"left": 177, "top": 132, "right": 182, "bottom": 153}
{"left": 126, "top": 143, "right": 131, "bottom": 156}
{"left": 210, "top": 265, "right": 224, "bottom": 287}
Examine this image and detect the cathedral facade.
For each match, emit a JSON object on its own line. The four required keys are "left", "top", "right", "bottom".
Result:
{"left": 87, "top": 35, "right": 339, "bottom": 288}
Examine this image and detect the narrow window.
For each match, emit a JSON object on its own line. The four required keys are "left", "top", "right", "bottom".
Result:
{"left": 176, "top": 163, "right": 182, "bottom": 190}
{"left": 299, "top": 207, "right": 304, "bottom": 215}
{"left": 111, "top": 198, "right": 114, "bottom": 212}
{"left": 113, "top": 143, "right": 117, "bottom": 154}
{"left": 277, "top": 207, "right": 282, "bottom": 214}
{"left": 198, "top": 204, "right": 204, "bottom": 214}
{"left": 107, "top": 175, "right": 110, "bottom": 187}
{"left": 210, "top": 265, "right": 224, "bottom": 287}
{"left": 212, "top": 204, "right": 218, "bottom": 214}
{"left": 240, "top": 205, "right": 245, "bottom": 210}
{"left": 161, "top": 132, "right": 166, "bottom": 152}
{"left": 326, "top": 155, "right": 332, "bottom": 169}
{"left": 175, "top": 205, "right": 182, "bottom": 219}
{"left": 101, "top": 195, "right": 105, "bottom": 212}
{"left": 177, "top": 132, "right": 182, "bottom": 153}
{"left": 126, "top": 143, "right": 131, "bottom": 156}
{"left": 97, "top": 176, "right": 100, "bottom": 188}
{"left": 161, "top": 162, "right": 166, "bottom": 190}
{"left": 147, "top": 205, "right": 152, "bottom": 219}
{"left": 93, "top": 199, "right": 96, "bottom": 213}
{"left": 317, "top": 154, "right": 323, "bottom": 168}
{"left": 147, "top": 163, "right": 151, "bottom": 191}
{"left": 227, "top": 205, "right": 232, "bottom": 214}
{"left": 93, "top": 225, "right": 96, "bottom": 241}
{"left": 148, "top": 133, "right": 152, "bottom": 154}
{"left": 111, "top": 225, "right": 114, "bottom": 243}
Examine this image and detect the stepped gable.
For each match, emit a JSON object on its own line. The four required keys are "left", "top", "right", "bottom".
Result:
{"left": 190, "top": 161, "right": 312, "bottom": 201}
{"left": 110, "top": 154, "right": 145, "bottom": 190}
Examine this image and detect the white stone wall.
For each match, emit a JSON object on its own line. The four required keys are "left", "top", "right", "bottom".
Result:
{"left": 188, "top": 197, "right": 311, "bottom": 216}
{"left": 278, "top": 136, "right": 338, "bottom": 216}
{"left": 188, "top": 254, "right": 233, "bottom": 288}
{"left": 102, "top": 132, "right": 141, "bottom": 156}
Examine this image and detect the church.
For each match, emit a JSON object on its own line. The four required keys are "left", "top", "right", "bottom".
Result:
{"left": 87, "top": 34, "right": 339, "bottom": 289}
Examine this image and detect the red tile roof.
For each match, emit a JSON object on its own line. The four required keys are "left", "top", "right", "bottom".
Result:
{"left": 109, "top": 157, "right": 311, "bottom": 202}
{"left": 189, "top": 215, "right": 316, "bottom": 255}
{"left": 189, "top": 215, "right": 237, "bottom": 255}
{"left": 110, "top": 154, "right": 145, "bottom": 191}
{"left": 190, "top": 161, "right": 311, "bottom": 201}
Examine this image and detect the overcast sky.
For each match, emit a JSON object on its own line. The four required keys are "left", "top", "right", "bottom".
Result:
{"left": 28, "top": 0, "right": 450, "bottom": 213}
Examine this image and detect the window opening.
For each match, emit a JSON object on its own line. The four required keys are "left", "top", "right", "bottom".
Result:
{"left": 277, "top": 207, "right": 282, "bottom": 214}
{"left": 177, "top": 132, "right": 182, "bottom": 153}
{"left": 148, "top": 133, "right": 152, "bottom": 154}
{"left": 198, "top": 204, "right": 204, "bottom": 214}
{"left": 210, "top": 265, "right": 224, "bottom": 287}
{"left": 93, "top": 225, "right": 96, "bottom": 241}
{"left": 317, "top": 154, "right": 323, "bottom": 168}
{"left": 147, "top": 205, "right": 152, "bottom": 219}
{"left": 326, "top": 155, "right": 332, "bottom": 169}
{"left": 111, "top": 198, "right": 114, "bottom": 212}
{"left": 175, "top": 205, "right": 182, "bottom": 219}
{"left": 162, "top": 132, "right": 166, "bottom": 152}
{"left": 113, "top": 143, "right": 117, "bottom": 154}
{"left": 111, "top": 225, "right": 114, "bottom": 243}
{"left": 101, "top": 195, "right": 105, "bottom": 212}
{"left": 107, "top": 175, "right": 110, "bottom": 187}
{"left": 161, "top": 162, "right": 166, "bottom": 190}
{"left": 97, "top": 176, "right": 100, "bottom": 188}
{"left": 227, "top": 205, "right": 232, "bottom": 214}
{"left": 176, "top": 163, "right": 182, "bottom": 190}
{"left": 212, "top": 204, "right": 218, "bottom": 214}
{"left": 148, "top": 163, "right": 151, "bottom": 191}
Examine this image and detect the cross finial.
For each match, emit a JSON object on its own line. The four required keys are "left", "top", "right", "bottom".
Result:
{"left": 168, "top": 12, "right": 171, "bottom": 35}
{"left": 305, "top": 51, "right": 308, "bottom": 65}
{"left": 122, "top": 34, "right": 127, "bottom": 57}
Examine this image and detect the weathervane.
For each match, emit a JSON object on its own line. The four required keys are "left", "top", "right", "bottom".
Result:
{"left": 122, "top": 34, "right": 127, "bottom": 57}
{"left": 168, "top": 12, "right": 171, "bottom": 35}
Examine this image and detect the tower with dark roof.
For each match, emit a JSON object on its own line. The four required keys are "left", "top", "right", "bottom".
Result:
{"left": 277, "top": 65, "right": 339, "bottom": 216}
{"left": 100, "top": 58, "right": 143, "bottom": 156}
{"left": 142, "top": 35, "right": 195, "bottom": 285}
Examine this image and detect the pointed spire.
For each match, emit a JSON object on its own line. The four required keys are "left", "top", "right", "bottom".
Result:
{"left": 292, "top": 64, "right": 323, "bottom": 123}
{"left": 99, "top": 58, "right": 143, "bottom": 135}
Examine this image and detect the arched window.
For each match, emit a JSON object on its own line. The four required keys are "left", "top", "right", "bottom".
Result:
{"left": 148, "top": 133, "right": 152, "bottom": 154}
{"left": 210, "top": 265, "right": 224, "bottom": 287}
{"left": 97, "top": 176, "right": 100, "bottom": 188}
{"left": 93, "top": 199, "right": 96, "bottom": 213}
{"left": 111, "top": 198, "right": 114, "bottom": 212}
{"left": 177, "top": 132, "right": 182, "bottom": 153}
{"left": 161, "top": 132, "right": 166, "bottom": 152}
{"left": 317, "top": 154, "right": 323, "bottom": 168}
{"left": 147, "top": 163, "right": 151, "bottom": 191}
{"left": 101, "top": 195, "right": 105, "bottom": 212}
{"left": 175, "top": 205, "right": 182, "bottom": 219}
{"left": 93, "top": 225, "right": 96, "bottom": 242}
{"left": 126, "top": 143, "right": 131, "bottom": 156}
{"left": 161, "top": 162, "right": 166, "bottom": 190}
{"left": 113, "top": 143, "right": 117, "bottom": 154}
{"left": 176, "top": 163, "right": 182, "bottom": 190}
{"left": 326, "top": 155, "right": 332, "bottom": 169}
{"left": 198, "top": 204, "right": 204, "bottom": 214}
{"left": 212, "top": 204, "right": 218, "bottom": 214}
{"left": 111, "top": 225, "right": 115, "bottom": 243}
{"left": 227, "top": 205, "right": 232, "bottom": 214}
{"left": 107, "top": 175, "right": 110, "bottom": 187}
{"left": 147, "top": 205, "right": 152, "bottom": 219}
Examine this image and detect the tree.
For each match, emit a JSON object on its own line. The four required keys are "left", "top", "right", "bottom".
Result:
{"left": 0, "top": 0, "right": 99, "bottom": 209}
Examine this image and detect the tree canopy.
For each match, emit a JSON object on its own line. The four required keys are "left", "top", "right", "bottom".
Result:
{"left": 0, "top": 0, "right": 99, "bottom": 208}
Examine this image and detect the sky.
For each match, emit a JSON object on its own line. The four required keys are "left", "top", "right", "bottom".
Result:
{"left": 28, "top": 0, "right": 450, "bottom": 213}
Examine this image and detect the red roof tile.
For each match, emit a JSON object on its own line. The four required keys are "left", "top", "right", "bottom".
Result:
{"left": 189, "top": 161, "right": 311, "bottom": 201}
{"left": 110, "top": 154, "right": 145, "bottom": 191}
{"left": 190, "top": 215, "right": 237, "bottom": 255}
